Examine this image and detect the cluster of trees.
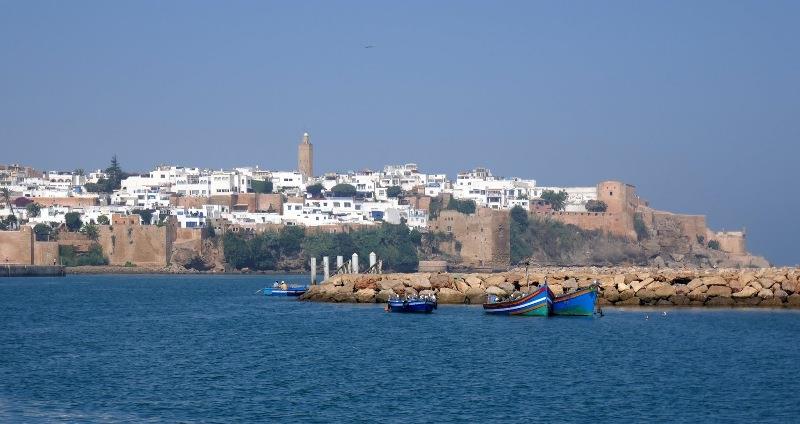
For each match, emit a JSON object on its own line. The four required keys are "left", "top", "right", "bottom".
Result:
{"left": 540, "top": 190, "right": 568, "bottom": 211}
{"left": 585, "top": 200, "right": 608, "bottom": 212}
{"left": 84, "top": 156, "right": 129, "bottom": 193}
{"left": 304, "top": 183, "right": 365, "bottom": 199}
{"left": 252, "top": 180, "right": 273, "bottom": 194}
{"left": 510, "top": 206, "right": 533, "bottom": 264}
{"left": 222, "top": 222, "right": 422, "bottom": 273}
{"left": 59, "top": 244, "right": 108, "bottom": 266}
{"left": 446, "top": 198, "right": 476, "bottom": 214}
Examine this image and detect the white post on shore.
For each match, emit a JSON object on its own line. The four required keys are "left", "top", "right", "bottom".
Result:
{"left": 369, "top": 251, "right": 376, "bottom": 273}
{"left": 352, "top": 253, "right": 359, "bottom": 274}
{"left": 323, "top": 256, "right": 330, "bottom": 282}
{"left": 336, "top": 255, "right": 343, "bottom": 273}
{"left": 310, "top": 257, "right": 317, "bottom": 285}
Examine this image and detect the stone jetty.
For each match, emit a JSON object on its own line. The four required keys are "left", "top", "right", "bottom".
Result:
{"left": 298, "top": 267, "right": 800, "bottom": 308}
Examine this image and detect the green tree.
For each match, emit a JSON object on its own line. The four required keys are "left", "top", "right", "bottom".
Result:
{"left": 278, "top": 226, "right": 305, "bottom": 256}
{"left": 1, "top": 188, "right": 13, "bottom": 227}
{"left": 510, "top": 205, "right": 533, "bottom": 264}
{"left": 386, "top": 186, "right": 403, "bottom": 198}
{"left": 2, "top": 215, "right": 17, "bottom": 230}
{"left": 81, "top": 223, "right": 100, "bottom": 242}
{"left": 306, "top": 183, "right": 324, "bottom": 198}
{"left": 26, "top": 202, "right": 41, "bottom": 218}
{"left": 585, "top": 200, "right": 607, "bottom": 212}
{"left": 97, "top": 215, "right": 110, "bottom": 225}
{"left": 73, "top": 168, "right": 85, "bottom": 176}
{"left": 633, "top": 213, "right": 649, "bottom": 241}
{"left": 105, "top": 155, "right": 125, "bottom": 191}
{"left": 252, "top": 179, "right": 273, "bottom": 194}
{"left": 223, "top": 233, "right": 253, "bottom": 269}
{"left": 330, "top": 183, "right": 357, "bottom": 198}
{"left": 84, "top": 182, "right": 105, "bottom": 193}
{"left": 65, "top": 212, "right": 82, "bottom": 232}
{"left": 33, "top": 223, "right": 52, "bottom": 241}
{"left": 707, "top": 239, "right": 721, "bottom": 250}
{"left": 132, "top": 209, "right": 154, "bottom": 225}
{"left": 446, "top": 198, "right": 476, "bottom": 214}
{"left": 540, "top": 190, "right": 568, "bottom": 211}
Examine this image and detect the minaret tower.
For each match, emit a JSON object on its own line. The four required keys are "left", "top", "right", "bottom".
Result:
{"left": 298, "top": 132, "right": 314, "bottom": 178}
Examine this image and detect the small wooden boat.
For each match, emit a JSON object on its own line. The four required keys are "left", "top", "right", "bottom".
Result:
{"left": 263, "top": 285, "right": 308, "bottom": 296}
{"left": 551, "top": 285, "right": 598, "bottom": 316}
{"left": 482, "top": 285, "right": 551, "bottom": 316}
{"left": 387, "top": 295, "right": 437, "bottom": 313}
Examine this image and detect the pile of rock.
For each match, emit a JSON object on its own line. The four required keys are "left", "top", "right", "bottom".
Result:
{"left": 298, "top": 267, "right": 800, "bottom": 308}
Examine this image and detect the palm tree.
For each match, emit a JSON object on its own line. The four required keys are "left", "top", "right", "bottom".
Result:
{"left": 0, "top": 188, "right": 15, "bottom": 229}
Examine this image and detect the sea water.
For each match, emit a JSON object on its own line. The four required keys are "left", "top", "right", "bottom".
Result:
{"left": 1, "top": 274, "right": 799, "bottom": 423}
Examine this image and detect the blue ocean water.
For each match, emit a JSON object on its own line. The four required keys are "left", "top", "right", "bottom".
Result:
{"left": 1, "top": 275, "right": 799, "bottom": 423}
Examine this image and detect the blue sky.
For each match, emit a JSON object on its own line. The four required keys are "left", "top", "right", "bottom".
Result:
{"left": 1, "top": 1, "right": 798, "bottom": 264}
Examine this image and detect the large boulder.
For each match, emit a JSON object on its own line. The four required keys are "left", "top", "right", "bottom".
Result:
{"left": 629, "top": 280, "right": 647, "bottom": 292}
{"left": 781, "top": 279, "right": 798, "bottom": 294}
{"left": 688, "top": 289, "right": 708, "bottom": 302}
{"left": 484, "top": 275, "right": 506, "bottom": 287}
{"left": 619, "top": 289, "right": 636, "bottom": 301}
{"left": 485, "top": 286, "right": 507, "bottom": 297}
{"left": 731, "top": 286, "right": 758, "bottom": 298}
{"left": 739, "top": 273, "right": 756, "bottom": 287}
{"left": 355, "top": 288, "right": 376, "bottom": 303}
{"left": 758, "top": 298, "right": 784, "bottom": 307}
{"left": 465, "top": 275, "right": 483, "bottom": 288}
{"left": 706, "top": 286, "right": 732, "bottom": 298}
{"left": 655, "top": 285, "right": 677, "bottom": 299}
{"left": 617, "top": 282, "right": 630, "bottom": 292}
{"left": 757, "top": 289, "right": 773, "bottom": 299}
{"left": 355, "top": 275, "right": 380, "bottom": 290}
{"left": 378, "top": 279, "right": 403, "bottom": 292}
{"left": 602, "top": 287, "right": 620, "bottom": 302}
{"left": 687, "top": 278, "right": 705, "bottom": 290}
{"left": 498, "top": 281, "right": 516, "bottom": 293}
{"left": 410, "top": 278, "right": 432, "bottom": 291}
{"left": 773, "top": 289, "right": 788, "bottom": 300}
{"left": 429, "top": 273, "right": 453, "bottom": 289}
{"left": 332, "top": 291, "right": 356, "bottom": 303}
{"left": 758, "top": 278, "right": 775, "bottom": 289}
{"left": 637, "top": 289, "right": 657, "bottom": 302}
{"left": 624, "top": 273, "right": 639, "bottom": 284}
{"left": 455, "top": 280, "right": 470, "bottom": 294}
{"left": 550, "top": 284, "right": 564, "bottom": 296}
{"left": 376, "top": 289, "right": 395, "bottom": 303}
{"left": 437, "top": 288, "right": 466, "bottom": 304}
{"left": 669, "top": 295, "right": 691, "bottom": 306}
{"left": 703, "top": 276, "right": 729, "bottom": 287}
{"left": 465, "top": 287, "right": 487, "bottom": 304}
{"left": 562, "top": 278, "right": 579, "bottom": 291}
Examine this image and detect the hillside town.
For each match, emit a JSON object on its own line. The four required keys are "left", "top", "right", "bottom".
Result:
{"left": 0, "top": 133, "right": 765, "bottom": 272}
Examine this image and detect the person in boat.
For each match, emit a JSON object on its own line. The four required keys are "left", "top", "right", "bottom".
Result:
{"left": 273, "top": 281, "right": 279, "bottom": 288}
{"left": 279, "top": 281, "right": 288, "bottom": 290}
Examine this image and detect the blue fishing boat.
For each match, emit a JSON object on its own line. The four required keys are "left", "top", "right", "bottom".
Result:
{"left": 550, "top": 285, "right": 598, "bottom": 316}
{"left": 262, "top": 282, "right": 308, "bottom": 297}
{"left": 482, "top": 284, "right": 551, "bottom": 316}
{"left": 386, "top": 295, "right": 437, "bottom": 313}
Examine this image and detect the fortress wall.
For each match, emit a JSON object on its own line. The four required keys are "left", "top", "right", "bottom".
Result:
{"left": 531, "top": 211, "right": 635, "bottom": 239}
{"left": 33, "top": 241, "right": 59, "bottom": 266}
{"left": 28, "top": 197, "right": 99, "bottom": 208}
{"left": 0, "top": 228, "right": 34, "bottom": 264}
{"left": 98, "top": 225, "right": 169, "bottom": 267}
{"left": 428, "top": 209, "right": 510, "bottom": 269}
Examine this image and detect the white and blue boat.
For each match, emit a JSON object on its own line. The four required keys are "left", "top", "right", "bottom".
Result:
{"left": 386, "top": 295, "right": 437, "bottom": 313}
{"left": 262, "top": 282, "right": 308, "bottom": 297}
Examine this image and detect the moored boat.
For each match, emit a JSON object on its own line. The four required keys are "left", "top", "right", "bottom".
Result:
{"left": 482, "top": 284, "right": 551, "bottom": 316}
{"left": 386, "top": 295, "right": 437, "bottom": 313}
{"left": 262, "top": 282, "right": 308, "bottom": 296}
{"left": 550, "top": 285, "right": 598, "bottom": 316}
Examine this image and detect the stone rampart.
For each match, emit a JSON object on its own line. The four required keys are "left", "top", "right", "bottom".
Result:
{"left": 531, "top": 210, "right": 635, "bottom": 239}
{"left": 0, "top": 228, "right": 34, "bottom": 264}
{"left": 98, "top": 224, "right": 169, "bottom": 267}
{"left": 300, "top": 267, "right": 800, "bottom": 308}
{"left": 428, "top": 209, "right": 510, "bottom": 269}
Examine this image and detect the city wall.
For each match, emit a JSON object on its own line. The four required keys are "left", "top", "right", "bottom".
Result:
{"left": 27, "top": 197, "right": 100, "bottom": 208}
{"left": 0, "top": 227, "right": 59, "bottom": 266}
{"left": 428, "top": 209, "right": 510, "bottom": 269}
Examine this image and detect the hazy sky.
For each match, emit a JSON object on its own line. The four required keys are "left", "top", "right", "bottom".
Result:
{"left": 1, "top": 1, "right": 798, "bottom": 264}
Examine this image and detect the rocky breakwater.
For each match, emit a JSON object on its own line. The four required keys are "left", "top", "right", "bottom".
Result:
{"left": 298, "top": 267, "right": 800, "bottom": 308}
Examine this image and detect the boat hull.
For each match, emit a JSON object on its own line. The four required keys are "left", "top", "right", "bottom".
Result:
{"left": 482, "top": 286, "right": 551, "bottom": 316}
{"left": 387, "top": 300, "right": 436, "bottom": 313}
{"left": 551, "top": 287, "right": 597, "bottom": 316}
{"left": 264, "top": 287, "right": 307, "bottom": 296}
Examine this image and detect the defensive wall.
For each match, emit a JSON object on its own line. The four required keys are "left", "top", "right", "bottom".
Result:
{"left": 25, "top": 197, "right": 100, "bottom": 208}
{"left": 0, "top": 227, "right": 60, "bottom": 266}
{"left": 428, "top": 209, "right": 510, "bottom": 269}
{"left": 170, "top": 193, "right": 283, "bottom": 213}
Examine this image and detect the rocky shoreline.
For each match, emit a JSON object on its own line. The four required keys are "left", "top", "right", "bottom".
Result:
{"left": 299, "top": 267, "right": 800, "bottom": 308}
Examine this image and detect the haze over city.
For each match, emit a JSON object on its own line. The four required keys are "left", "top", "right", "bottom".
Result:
{"left": 1, "top": 1, "right": 798, "bottom": 264}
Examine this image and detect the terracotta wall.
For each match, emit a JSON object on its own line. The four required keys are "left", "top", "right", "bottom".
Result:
{"left": 33, "top": 241, "right": 59, "bottom": 266}
{"left": 28, "top": 197, "right": 99, "bottom": 208}
{"left": 0, "top": 228, "right": 34, "bottom": 264}
{"left": 428, "top": 209, "right": 510, "bottom": 269}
